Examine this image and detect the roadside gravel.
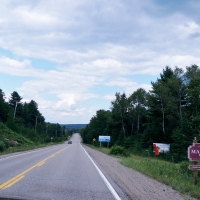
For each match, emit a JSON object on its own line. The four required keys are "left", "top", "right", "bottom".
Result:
{"left": 83, "top": 145, "right": 194, "bottom": 200}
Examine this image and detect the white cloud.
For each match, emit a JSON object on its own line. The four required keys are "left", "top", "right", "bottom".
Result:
{"left": 0, "top": 0, "right": 200, "bottom": 123}
{"left": 0, "top": 56, "right": 36, "bottom": 76}
{"left": 177, "top": 21, "right": 200, "bottom": 38}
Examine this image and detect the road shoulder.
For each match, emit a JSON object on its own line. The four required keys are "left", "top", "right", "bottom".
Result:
{"left": 83, "top": 145, "right": 191, "bottom": 200}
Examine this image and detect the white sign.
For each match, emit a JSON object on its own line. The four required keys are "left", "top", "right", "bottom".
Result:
{"left": 99, "top": 136, "right": 110, "bottom": 142}
{"left": 153, "top": 143, "right": 170, "bottom": 153}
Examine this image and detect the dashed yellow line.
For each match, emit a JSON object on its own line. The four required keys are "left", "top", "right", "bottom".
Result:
{"left": 0, "top": 146, "right": 69, "bottom": 189}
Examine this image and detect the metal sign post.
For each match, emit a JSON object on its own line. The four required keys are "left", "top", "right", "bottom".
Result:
{"left": 93, "top": 138, "right": 96, "bottom": 146}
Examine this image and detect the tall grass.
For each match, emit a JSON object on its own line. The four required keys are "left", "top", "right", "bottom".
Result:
{"left": 121, "top": 155, "right": 200, "bottom": 199}
{"left": 86, "top": 144, "right": 200, "bottom": 199}
{"left": 85, "top": 144, "right": 110, "bottom": 154}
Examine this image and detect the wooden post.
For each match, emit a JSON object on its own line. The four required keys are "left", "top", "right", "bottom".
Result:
{"left": 194, "top": 137, "right": 198, "bottom": 185}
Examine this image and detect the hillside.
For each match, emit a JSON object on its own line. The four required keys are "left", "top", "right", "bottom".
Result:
{"left": 0, "top": 122, "right": 33, "bottom": 151}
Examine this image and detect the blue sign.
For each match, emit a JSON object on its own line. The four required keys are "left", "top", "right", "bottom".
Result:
{"left": 99, "top": 136, "right": 110, "bottom": 142}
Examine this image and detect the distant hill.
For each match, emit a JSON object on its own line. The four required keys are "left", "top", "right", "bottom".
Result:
{"left": 61, "top": 124, "right": 87, "bottom": 130}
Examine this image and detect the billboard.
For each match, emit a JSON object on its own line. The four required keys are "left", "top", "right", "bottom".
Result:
{"left": 153, "top": 143, "right": 170, "bottom": 153}
{"left": 99, "top": 136, "right": 110, "bottom": 142}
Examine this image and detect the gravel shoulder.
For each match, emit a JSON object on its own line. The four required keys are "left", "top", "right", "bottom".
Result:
{"left": 83, "top": 145, "right": 193, "bottom": 200}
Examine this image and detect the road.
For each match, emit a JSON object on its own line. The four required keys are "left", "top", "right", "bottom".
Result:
{"left": 0, "top": 134, "right": 122, "bottom": 200}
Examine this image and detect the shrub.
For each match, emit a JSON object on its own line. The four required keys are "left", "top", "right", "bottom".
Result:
{"left": 0, "top": 141, "right": 5, "bottom": 152}
{"left": 109, "top": 145, "right": 130, "bottom": 157}
{"left": 3, "top": 139, "right": 10, "bottom": 148}
{"left": 179, "top": 161, "right": 192, "bottom": 176}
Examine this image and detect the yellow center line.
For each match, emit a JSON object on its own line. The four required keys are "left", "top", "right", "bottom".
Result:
{"left": 4, "top": 175, "right": 25, "bottom": 189}
{"left": 0, "top": 146, "right": 70, "bottom": 189}
{"left": 37, "top": 161, "right": 45, "bottom": 166}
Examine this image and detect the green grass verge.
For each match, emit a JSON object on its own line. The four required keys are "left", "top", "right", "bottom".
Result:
{"left": 84, "top": 144, "right": 110, "bottom": 155}
{"left": 0, "top": 122, "right": 66, "bottom": 155}
{"left": 0, "top": 142, "right": 60, "bottom": 155}
{"left": 121, "top": 155, "right": 200, "bottom": 199}
{"left": 85, "top": 144, "right": 200, "bottom": 199}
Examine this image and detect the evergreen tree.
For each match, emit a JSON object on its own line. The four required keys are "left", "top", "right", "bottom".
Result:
{"left": 128, "top": 88, "right": 148, "bottom": 134}
{"left": 0, "top": 89, "right": 9, "bottom": 122}
{"left": 111, "top": 92, "right": 129, "bottom": 136}
{"left": 9, "top": 91, "right": 23, "bottom": 119}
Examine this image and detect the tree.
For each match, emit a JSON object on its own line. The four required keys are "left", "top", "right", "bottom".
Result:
{"left": 148, "top": 66, "right": 177, "bottom": 142}
{"left": 184, "top": 64, "right": 200, "bottom": 84}
{"left": 168, "top": 67, "right": 187, "bottom": 126}
{"left": 150, "top": 80, "right": 169, "bottom": 135}
{"left": 26, "top": 100, "right": 39, "bottom": 128}
{"left": 9, "top": 91, "right": 23, "bottom": 119}
{"left": 111, "top": 92, "right": 128, "bottom": 135}
{"left": 187, "top": 77, "right": 200, "bottom": 114}
{"left": 83, "top": 109, "right": 111, "bottom": 144}
{"left": 0, "top": 89, "right": 9, "bottom": 122}
{"left": 160, "top": 66, "right": 173, "bottom": 83}
{"left": 128, "top": 88, "right": 147, "bottom": 133}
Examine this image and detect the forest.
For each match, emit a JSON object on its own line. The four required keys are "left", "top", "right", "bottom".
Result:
{"left": 80, "top": 65, "right": 200, "bottom": 162}
{"left": 0, "top": 90, "right": 72, "bottom": 152}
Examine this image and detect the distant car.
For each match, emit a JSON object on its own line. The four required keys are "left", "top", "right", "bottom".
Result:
{"left": 68, "top": 141, "right": 72, "bottom": 144}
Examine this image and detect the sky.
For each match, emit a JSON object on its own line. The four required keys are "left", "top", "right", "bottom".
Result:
{"left": 0, "top": 0, "right": 200, "bottom": 124}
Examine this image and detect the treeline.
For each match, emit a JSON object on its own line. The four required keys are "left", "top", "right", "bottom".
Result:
{"left": 0, "top": 90, "right": 72, "bottom": 144}
{"left": 80, "top": 65, "right": 200, "bottom": 162}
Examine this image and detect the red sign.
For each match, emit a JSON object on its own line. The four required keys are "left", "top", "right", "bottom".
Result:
{"left": 188, "top": 143, "right": 200, "bottom": 161}
{"left": 188, "top": 165, "right": 200, "bottom": 170}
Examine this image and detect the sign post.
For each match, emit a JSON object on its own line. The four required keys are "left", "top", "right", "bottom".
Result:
{"left": 93, "top": 138, "right": 96, "bottom": 146}
{"left": 188, "top": 137, "right": 200, "bottom": 185}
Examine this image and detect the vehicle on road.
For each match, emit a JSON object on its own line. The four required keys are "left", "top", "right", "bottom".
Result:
{"left": 68, "top": 141, "right": 72, "bottom": 144}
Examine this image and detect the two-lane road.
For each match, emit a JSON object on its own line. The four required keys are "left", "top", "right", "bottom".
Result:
{"left": 0, "top": 134, "right": 121, "bottom": 200}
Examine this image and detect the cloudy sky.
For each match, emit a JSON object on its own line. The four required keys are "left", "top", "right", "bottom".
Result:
{"left": 0, "top": 0, "right": 200, "bottom": 124}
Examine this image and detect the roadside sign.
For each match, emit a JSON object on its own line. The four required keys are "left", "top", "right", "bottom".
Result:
{"left": 188, "top": 138, "right": 199, "bottom": 185}
{"left": 99, "top": 136, "right": 110, "bottom": 142}
{"left": 153, "top": 143, "right": 170, "bottom": 153}
{"left": 188, "top": 165, "right": 200, "bottom": 170}
{"left": 188, "top": 143, "right": 200, "bottom": 161}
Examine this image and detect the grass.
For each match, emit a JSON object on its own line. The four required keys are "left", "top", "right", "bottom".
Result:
{"left": 0, "top": 121, "right": 66, "bottom": 155}
{"left": 0, "top": 142, "right": 58, "bottom": 155}
{"left": 0, "top": 141, "right": 66, "bottom": 156}
{"left": 86, "top": 144, "right": 200, "bottom": 199}
{"left": 121, "top": 155, "right": 200, "bottom": 199}
{"left": 85, "top": 144, "right": 110, "bottom": 155}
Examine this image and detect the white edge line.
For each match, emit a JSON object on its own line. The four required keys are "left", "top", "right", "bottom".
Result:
{"left": 81, "top": 144, "right": 121, "bottom": 200}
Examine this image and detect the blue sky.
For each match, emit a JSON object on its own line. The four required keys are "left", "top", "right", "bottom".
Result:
{"left": 0, "top": 0, "right": 200, "bottom": 124}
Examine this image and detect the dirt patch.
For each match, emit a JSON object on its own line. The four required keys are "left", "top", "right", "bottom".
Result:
{"left": 83, "top": 145, "right": 193, "bottom": 200}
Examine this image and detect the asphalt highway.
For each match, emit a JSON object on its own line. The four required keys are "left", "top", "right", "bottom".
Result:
{"left": 0, "top": 134, "right": 120, "bottom": 200}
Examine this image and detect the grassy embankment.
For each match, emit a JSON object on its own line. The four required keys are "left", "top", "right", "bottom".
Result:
{"left": 86, "top": 144, "right": 200, "bottom": 199}
{"left": 0, "top": 122, "right": 61, "bottom": 155}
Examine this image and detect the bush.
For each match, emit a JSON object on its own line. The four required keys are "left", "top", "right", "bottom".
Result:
{"left": 179, "top": 161, "right": 192, "bottom": 176}
{"left": 0, "top": 141, "right": 5, "bottom": 152}
{"left": 109, "top": 145, "right": 130, "bottom": 157}
{"left": 3, "top": 139, "right": 10, "bottom": 148}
